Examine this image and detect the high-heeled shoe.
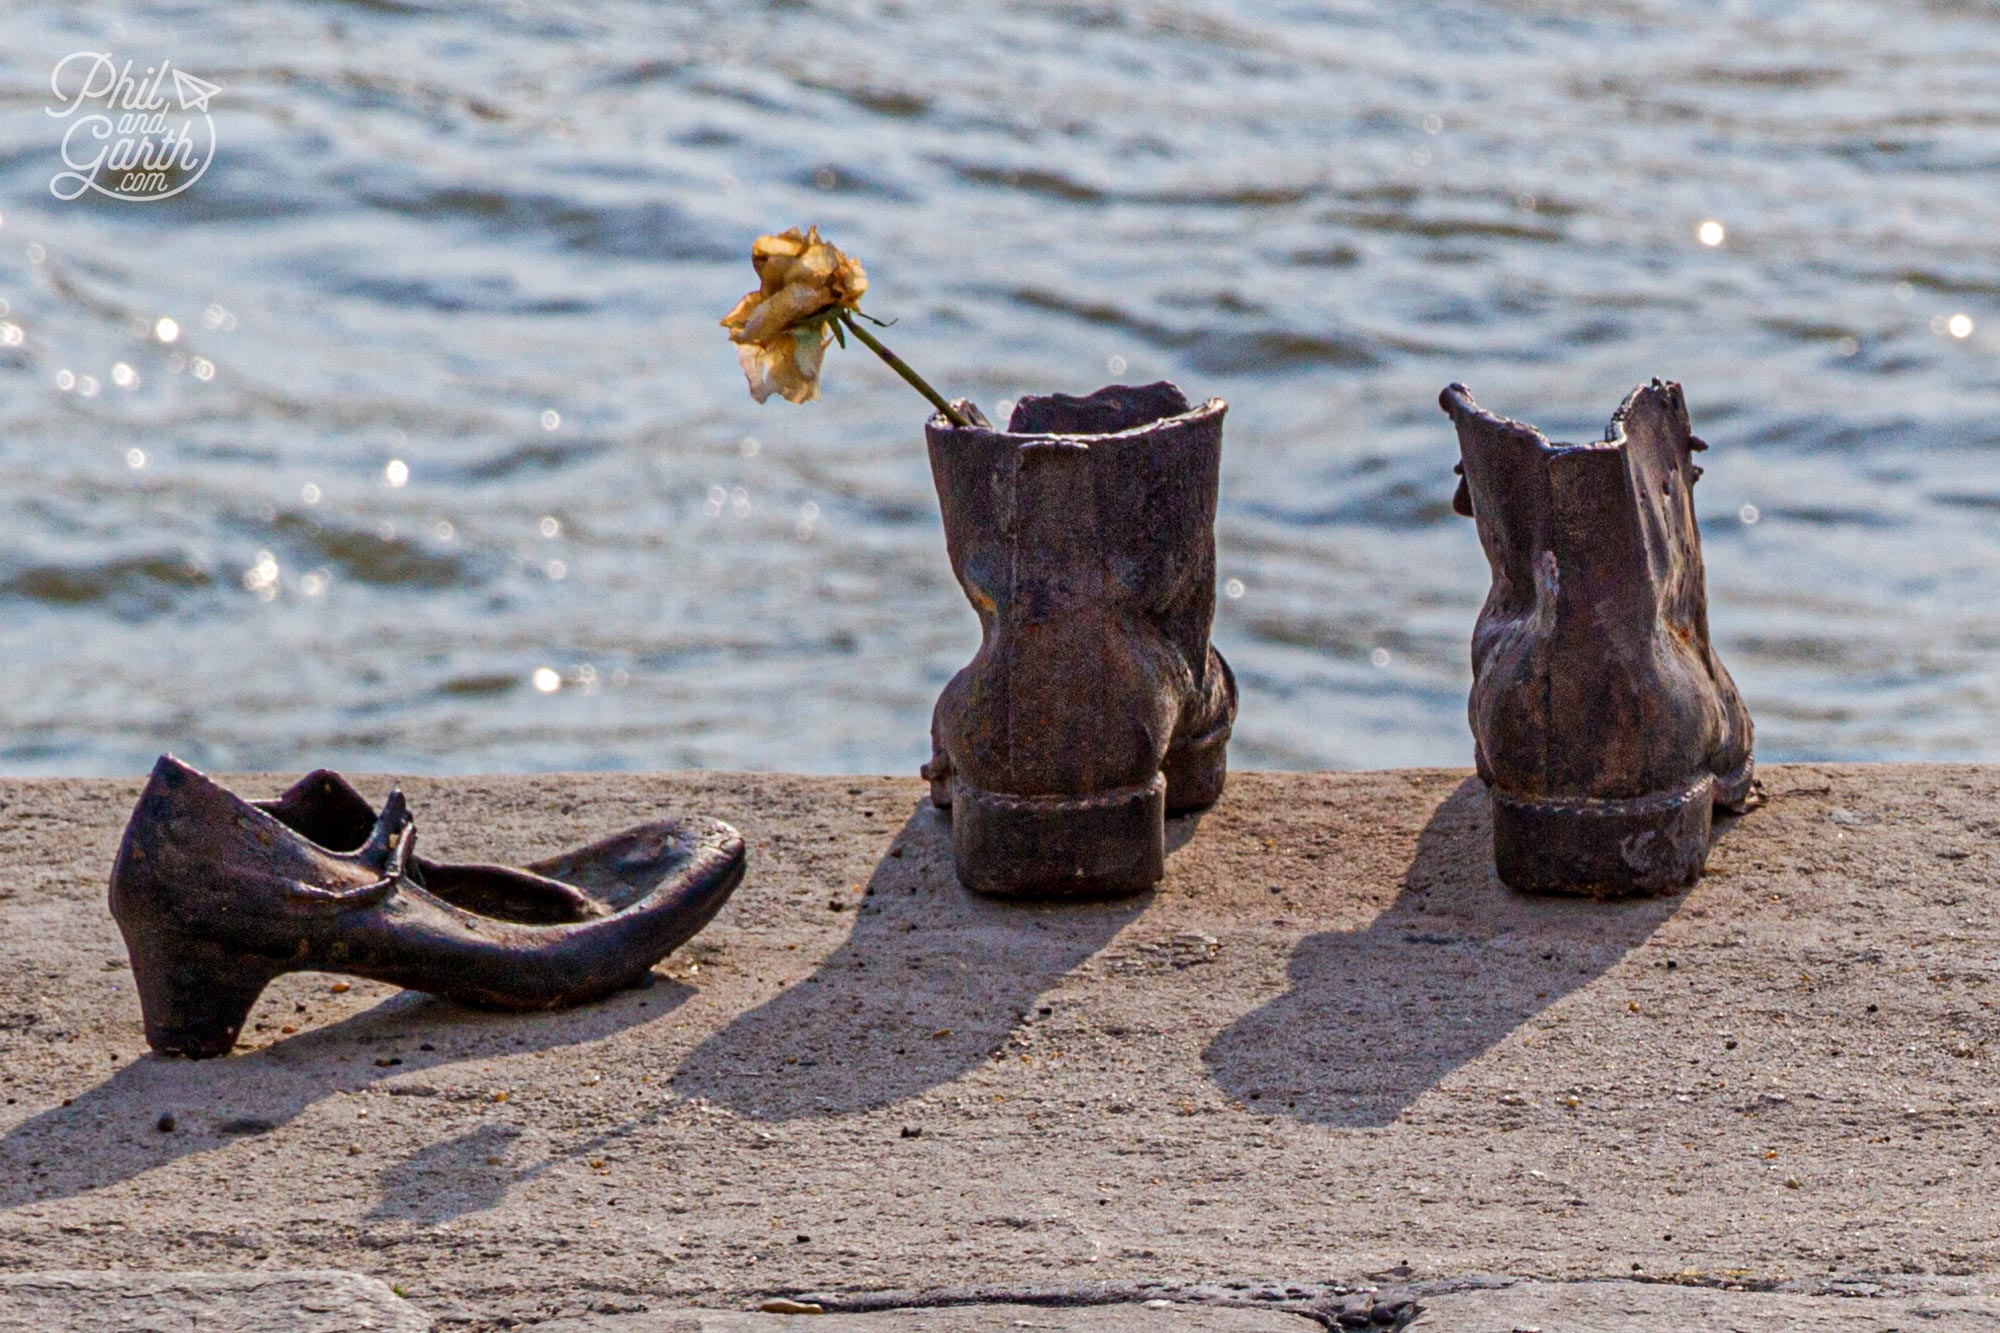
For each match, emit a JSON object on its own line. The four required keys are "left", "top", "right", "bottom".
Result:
{"left": 109, "top": 756, "right": 746, "bottom": 1057}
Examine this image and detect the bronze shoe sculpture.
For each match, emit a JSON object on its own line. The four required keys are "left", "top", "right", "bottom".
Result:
{"left": 110, "top": 757, "right": 746, "bottom": 1057}
{"left": 1440, "top": 379, "right": 1757, "bottom": 896}
{"left": 921, "top": 382, "right": 1237, "bottom": 899}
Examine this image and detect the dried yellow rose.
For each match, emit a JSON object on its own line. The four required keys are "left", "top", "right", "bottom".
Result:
{"left": 720, "top": 226, "right": 868, "bottom": 404}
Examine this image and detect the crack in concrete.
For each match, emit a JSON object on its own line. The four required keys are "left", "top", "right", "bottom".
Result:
{"left": 792, "top": 1279, "right": 1420, "bottom": 1330}
{"left": 785, "top": 1272, "right": 1978, "bottom": 1331}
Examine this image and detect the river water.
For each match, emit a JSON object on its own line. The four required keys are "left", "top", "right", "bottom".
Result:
{"left": 1, "top": 1, "right": 1997, "bottom": 777}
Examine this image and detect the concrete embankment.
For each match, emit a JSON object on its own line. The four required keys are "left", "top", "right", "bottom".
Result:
{"left": 1, "top": 766, "right": 1994, "bottom": 1329}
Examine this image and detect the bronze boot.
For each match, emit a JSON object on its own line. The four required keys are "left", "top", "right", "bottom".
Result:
{"left": 1440, "top": 380, "right": 1757, "bottom": 896}
{"left": 109, "top": 757, "right": 746, "bottom": 1056}
{"left": 922, "top": 383, "right": 1237, "bottom": 899}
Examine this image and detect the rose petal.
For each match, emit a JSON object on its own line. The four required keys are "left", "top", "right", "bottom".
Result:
{"left": 736, "top": 341, "right": 779, "bottom": 403}
{"left": 738, "top": 281, "right": 834, "bottom": 345}
{"left": 779, "top": 324, "right": 829, "bottom": 404}
{"left": 735, "top": 323, "right": 829, "bottom": 404}
{"left": 719, "top": 290, "right": 761, "bottom": 332}
{"left": 833, "top": 253, "right": 868, "bottom": 306}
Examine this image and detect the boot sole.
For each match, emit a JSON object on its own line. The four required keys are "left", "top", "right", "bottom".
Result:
{"left": 932, "top": 729, "right": 1229, "bottom": 817}
{"left": 1490, "top": 758, "right": 1754, "bottom": 898}
{"left": 951, "top": 774, "right": 1167, "bottom": 900}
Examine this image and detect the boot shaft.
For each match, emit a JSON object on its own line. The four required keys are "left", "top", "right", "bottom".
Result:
{"left": 924, "top": 383, "right": 1229, "bottom": 802}
{"left": 1447, "top": 380, "right": 1708, "bottom": 646}
{"left": 1443, "top": 381, "right": 1745, "bottom": 800}
{"left": 926, "top": 383, "right": 1224, "bottom": 656}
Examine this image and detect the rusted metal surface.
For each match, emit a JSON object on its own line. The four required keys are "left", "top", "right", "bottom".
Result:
{"left": 108, "top": 757, "right": 745, "bottom": 1057}
{"left": 1440, "top": 379, "right": 1757, "bottom": 896}
{"left": 921, "top": 383, "right": 1237, "bottom": 899}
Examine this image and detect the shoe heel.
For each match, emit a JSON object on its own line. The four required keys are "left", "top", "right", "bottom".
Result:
{"left": 950, "top": 775, "right": 1166, "bottom": 900}
{"left": 124, "top": 931, "right": 279, "bottom": 1058}
{"left": 920, "top": 755, "right": 953, "bottom": 810}
{"left": 1161, "top": 730, "right": 1228, "bottom": 814}
{"left": 1714, "top": 755, "right": 1760, "bottom": 812}
{"left": 1490, "top": 773, "right": 1716, "bottom": 897}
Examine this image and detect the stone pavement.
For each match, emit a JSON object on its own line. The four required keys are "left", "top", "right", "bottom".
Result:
{"left": 0, "top": 1269, "right": 428, "bottom": 1331}
{"left": 1, "top": 766, "right": 1995, "bottom": 1330}
{"left": 12, "top": 1272, "right": 2000, "bottom": 1330}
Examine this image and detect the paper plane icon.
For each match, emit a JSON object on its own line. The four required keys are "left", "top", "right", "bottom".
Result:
{"left": 171, "top": 68, "right": 221, "bottom": 113}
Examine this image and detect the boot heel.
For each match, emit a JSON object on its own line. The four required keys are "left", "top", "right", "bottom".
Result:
{"left": 124, "top": 931, "right": 279, "bottom": 1058}
{"left": 1713, "top": 755, "right": 1760, "bottom": 811}
{"left": 1490, "top": 773, "right": 1716, "bottom": 897}
{"left": 950, "top": 775, "right": 1166, "bottom": 900}
{"left": 1161, "top": 730, "right": 1229, "bottom": 814}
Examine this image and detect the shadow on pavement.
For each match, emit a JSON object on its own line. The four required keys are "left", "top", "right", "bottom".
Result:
{"left": 0, "top": 980, "right": 687, "bottom": 1210}
{"left": 365, "top": 1120, "right": 522, "bottom": 1224}
{"left": 671, "top": 798, "right": 1150, "bottom": 1121}
{"left": 1205, "top": 777, "right": 1698, "bottom": 1126}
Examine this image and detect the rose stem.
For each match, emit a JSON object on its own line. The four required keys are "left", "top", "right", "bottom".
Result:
{"left": 836, "top": 310, "right": 972, "bottom": 428}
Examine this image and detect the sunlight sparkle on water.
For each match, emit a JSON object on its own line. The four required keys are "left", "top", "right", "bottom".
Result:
{"left": 154, "top": 317, "right": 179, "bottom": 343}
{"left": 532, "top": 667, "right": 561, "bottom": 694}
{"left": 1948, "top": 313, "right": 1974, "bottom": 339}
{"left": 243, "top": 550, "right": 280, "bottom": 601}
{"left": 125, "top": 448, "right": 145, "bottom": 468}
{"left": 385, "top": 459, "right": 410, "bottom": 487}
{"left": 540, "top": 409, "right": 560, "bottom": 431}
{"left": 1697, "top": 220, "right": 1726, "bottom": 247}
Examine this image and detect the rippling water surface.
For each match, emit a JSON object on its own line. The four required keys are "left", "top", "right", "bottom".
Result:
{"left": 2, "top": 1, "right": 1998, "bottom": 776}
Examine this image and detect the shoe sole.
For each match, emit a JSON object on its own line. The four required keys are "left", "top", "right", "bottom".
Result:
{"left": 1490, "top": 757, "right": 1755, "bottom": 898}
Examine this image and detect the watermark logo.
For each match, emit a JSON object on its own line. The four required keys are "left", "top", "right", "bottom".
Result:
{"left": 46, "top": 53, "right": 221, "bottom": 202}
